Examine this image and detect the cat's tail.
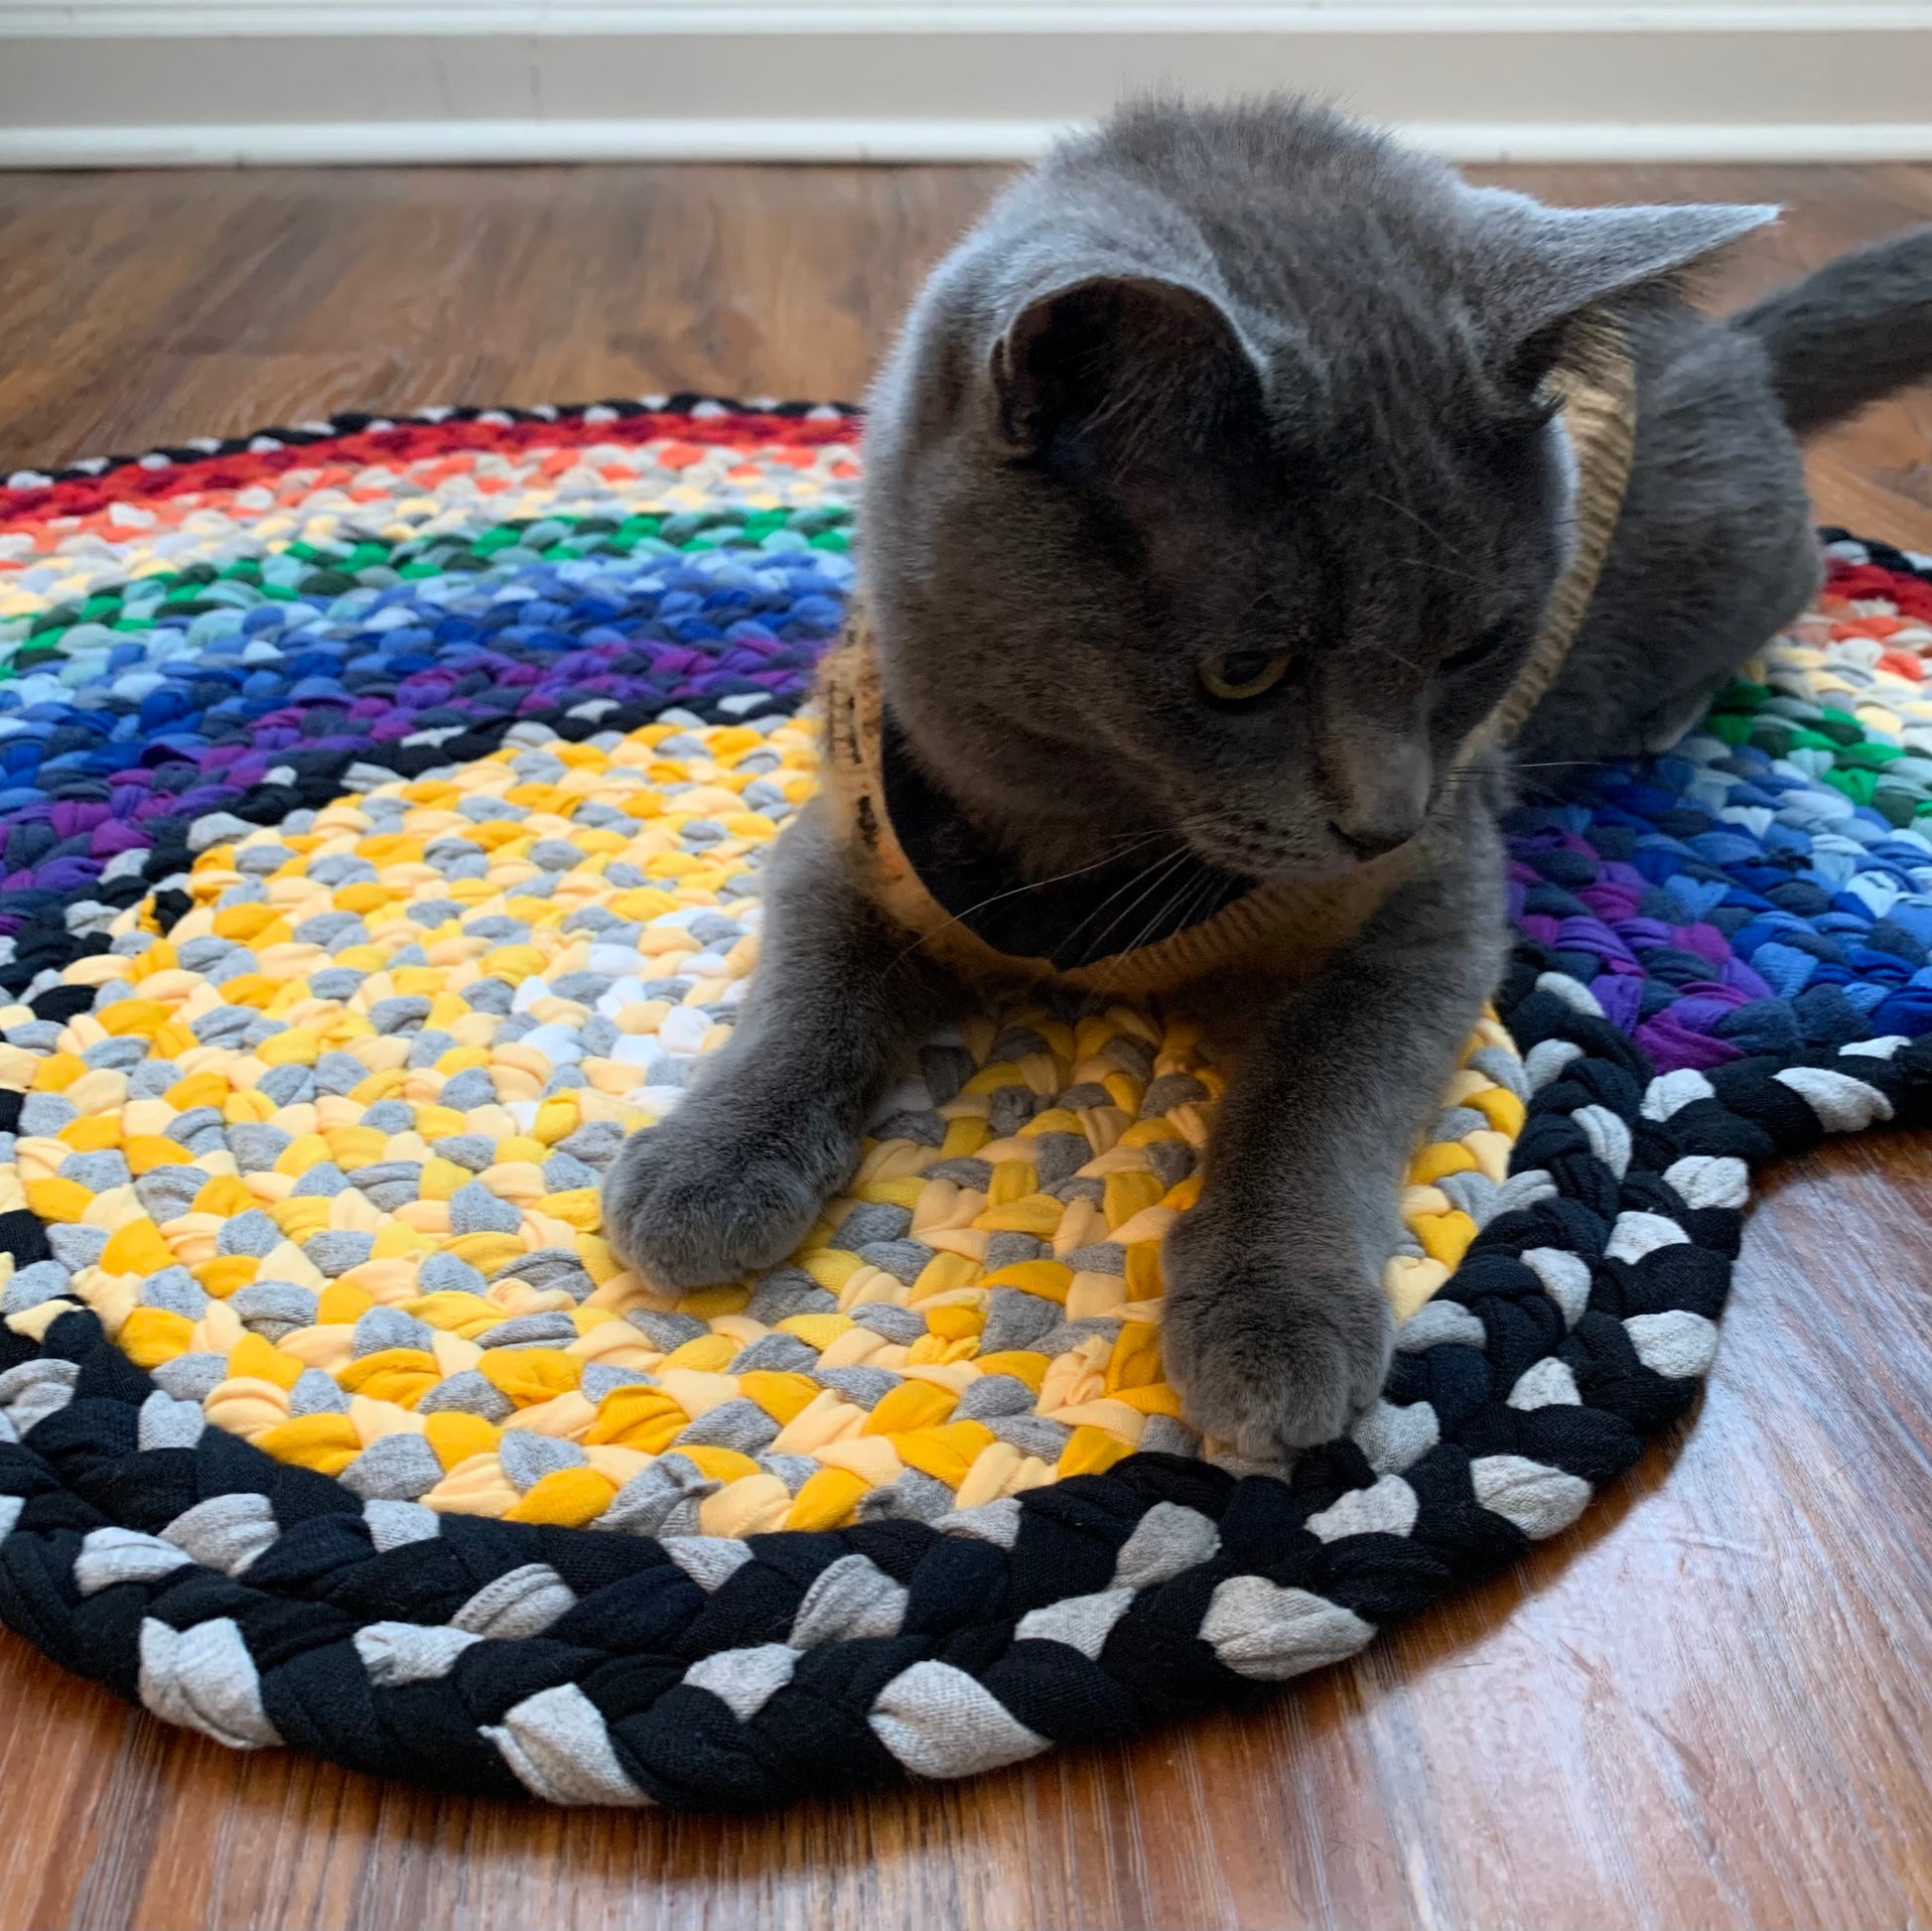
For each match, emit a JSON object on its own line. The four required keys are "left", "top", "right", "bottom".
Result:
{"left": 1733, "top": 226, "right": 1932, "bottom": 438}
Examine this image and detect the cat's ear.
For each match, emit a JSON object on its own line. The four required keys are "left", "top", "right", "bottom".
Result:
{"left": 1466, "top": 191, "right": 1778, "bottom": 376}
{"left": 988, "top": 271, "right": 1264, "bottom": 454}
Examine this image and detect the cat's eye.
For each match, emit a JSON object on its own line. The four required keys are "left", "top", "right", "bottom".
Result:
{"left": 1199, "top": 650, "right": 1292, "bottom": 701}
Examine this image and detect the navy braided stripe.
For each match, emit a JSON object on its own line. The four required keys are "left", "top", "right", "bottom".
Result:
{"left": 1, "top": 949, "right": 1918, "bottom": 1807}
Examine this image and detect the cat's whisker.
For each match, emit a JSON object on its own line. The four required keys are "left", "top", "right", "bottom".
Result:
{"left": 1122, "top": 860, "right": 1228, "bottom": 960}
{"left": 885, "top": 830, "right": 1173, "bottom": 974}
{"left": 1116, "top": 858, "right": 1219, "bottom": 961}
{"left": 1364, "top": 488, "right": 1471, "bottom": 564}
{"left": 1069, "top": 843, "right": 1200, "bottom": 957}
{"left": 1223, "top": 582, "right": 1288, "bottom": 632}
{"left": 1064, "top": 840, "right": 1197, "bottom": 940}
{"left": 1359, "top": 635, "right": 1429, "bottom": 674}
{"left": 1389, "top": 553, "right": 1506, "bottom": 593}
{"left": 1172, "top": 815, "right": 1278, "bottom": 872}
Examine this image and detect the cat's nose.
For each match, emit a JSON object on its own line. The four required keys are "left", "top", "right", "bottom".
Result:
{"left": 1329, "top": 817, "right": 1415, "bottom": 861}
{"left": 1327, "top": 762, "right": 1430, "bottom": 859}
{"left": 1317, "top": 724, "right": 1432, "bottom": 861}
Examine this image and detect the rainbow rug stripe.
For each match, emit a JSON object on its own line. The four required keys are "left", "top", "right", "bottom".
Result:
{"left": 1509, "top": 542, "right": 1932, "bottom": 1069}
{"left": 0, "top": 401, "right": 1927, "bottom": 1810}
{"left": 0, "top": 400, "right": 851, "bottom": 980}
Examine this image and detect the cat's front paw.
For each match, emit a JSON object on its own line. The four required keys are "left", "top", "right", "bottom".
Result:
{"left": 601, "top": 1099, "right": 842, "bottom": 1291}
{"left": 1162, "top": 1208, "right": 1393, "bottom": 1463}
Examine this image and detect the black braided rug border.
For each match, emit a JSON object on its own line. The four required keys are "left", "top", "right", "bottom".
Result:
{"left": 0, "top": 940, "right": 1920, "bottom": 1806}
{"left": 5, "top": 393, "right": 861, "bottom": 491}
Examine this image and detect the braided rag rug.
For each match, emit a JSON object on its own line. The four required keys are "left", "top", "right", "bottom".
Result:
{"left": 0, "top": 399, "right": 1928, "bottom": 1810}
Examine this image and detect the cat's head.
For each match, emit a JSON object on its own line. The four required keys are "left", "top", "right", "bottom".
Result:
{"left": 860, "top": 99, "right": 1773, "bottom": 881}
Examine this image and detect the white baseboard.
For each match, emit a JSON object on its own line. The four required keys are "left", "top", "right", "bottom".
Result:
{"left": 12, "top": 3, "right": 1932, "bottom": 32}
{"left": 9, "top": 119, "right": 1932, "bottom": 169}
{"left": 4, "top": 10, "right": 1931, "bottom": 169}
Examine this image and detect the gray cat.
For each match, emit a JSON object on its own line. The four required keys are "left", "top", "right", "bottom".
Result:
{"left": 605, "top": 98, "right": 1932, "bottom": 1462}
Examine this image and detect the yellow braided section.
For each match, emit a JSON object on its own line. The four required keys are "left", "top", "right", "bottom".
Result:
{"left": 0, "top": 716, "right": 1525, "bottom": 1531}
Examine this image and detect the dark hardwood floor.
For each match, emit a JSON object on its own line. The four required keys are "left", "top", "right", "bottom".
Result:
{"left": 0, "top": 161, "right": 1930, "bottom": 1931}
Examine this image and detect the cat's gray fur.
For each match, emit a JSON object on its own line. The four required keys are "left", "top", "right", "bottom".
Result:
{"left": 606, "top": 98, "right": 1932, "bottom": 1461}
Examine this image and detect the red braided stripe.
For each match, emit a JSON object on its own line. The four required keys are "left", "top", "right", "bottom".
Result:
{"left": 2, "top": 407, "right": 860, "bottom": 523}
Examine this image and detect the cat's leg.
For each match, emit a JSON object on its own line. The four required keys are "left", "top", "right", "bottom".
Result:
{"left": 1162, "top": 811, "right": 1507, "bottom": 1460}
{"left": 602, "top": 800, "right": 961, "bottom": 1288}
